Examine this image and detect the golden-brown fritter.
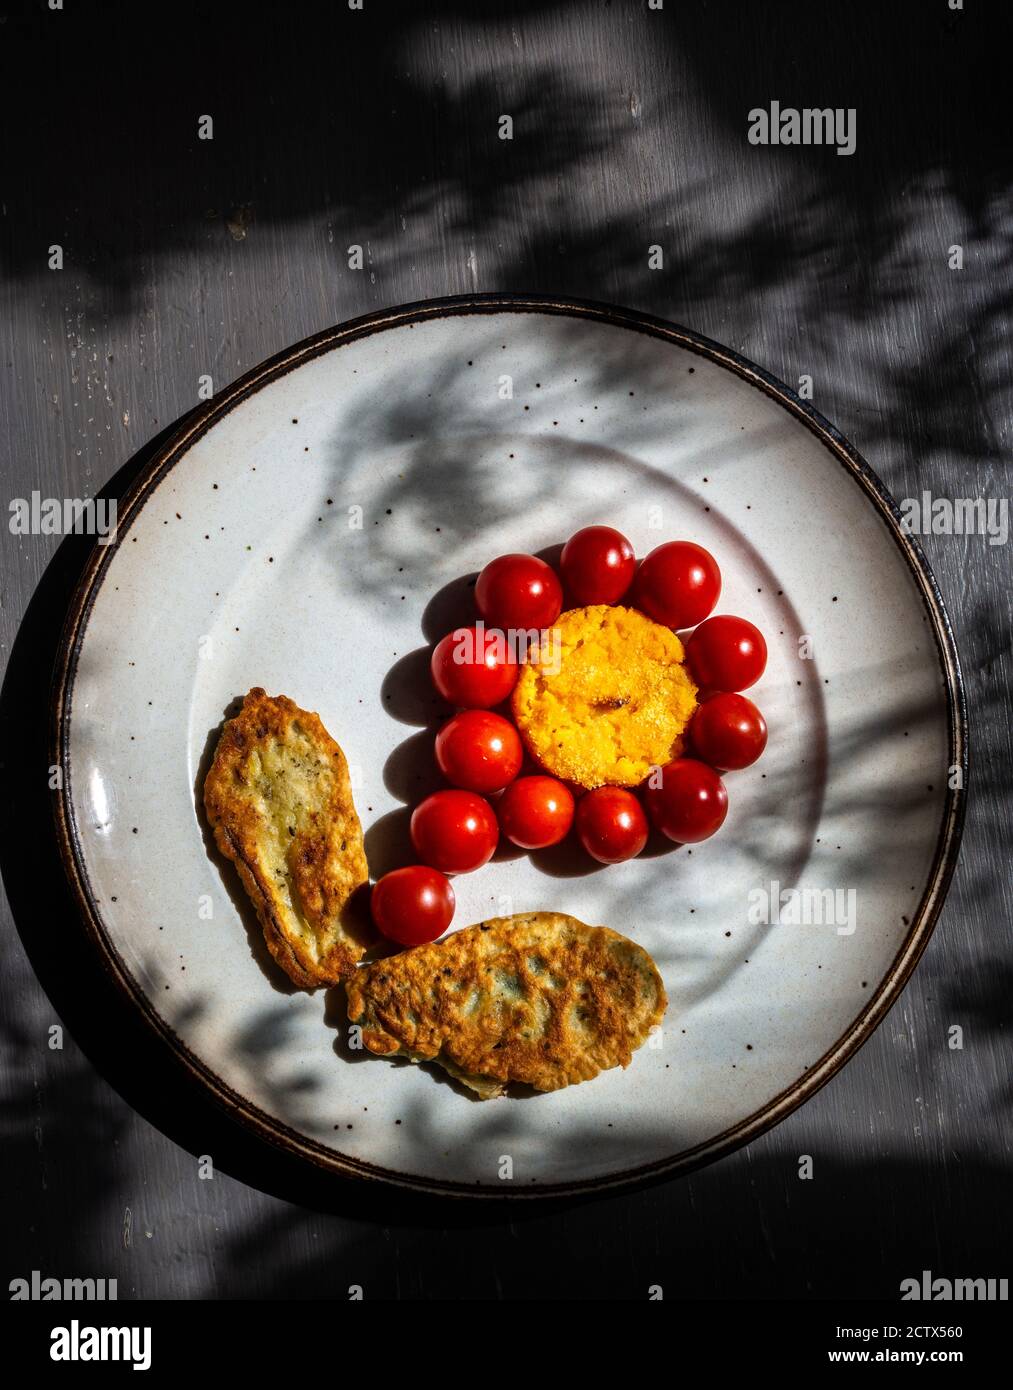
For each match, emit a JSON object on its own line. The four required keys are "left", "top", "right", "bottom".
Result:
{"left": 345, "top": 912, "right": 666, "bottom": 1097}
{"left": 203, "top": 688, "right": 372, "bottom": 988}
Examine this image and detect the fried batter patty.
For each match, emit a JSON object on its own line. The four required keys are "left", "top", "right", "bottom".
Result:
{"left": 203, "top": 688, "right": 372, "bottom": 988}
{"left": 511, "top": 604, "right": 698, "bottom": 789}
{"left": 345, "top": 912, "right": 666, "bottom": 1097}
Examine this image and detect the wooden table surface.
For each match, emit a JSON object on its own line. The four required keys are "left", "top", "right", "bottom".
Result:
{"left": 1, "top": 0, "right": 1009, "bottom": 1299}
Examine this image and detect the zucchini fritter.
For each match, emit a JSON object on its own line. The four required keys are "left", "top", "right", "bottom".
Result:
{"left": 345, "top": 912, "right": 666, "bottom": 1096}
{"left": 203, "top": 688, "right": 371, "bottom": 988}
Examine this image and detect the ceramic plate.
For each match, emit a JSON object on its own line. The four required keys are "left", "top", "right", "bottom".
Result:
{"left": 53, "top": 295, "right": 965, "bottom": 1196}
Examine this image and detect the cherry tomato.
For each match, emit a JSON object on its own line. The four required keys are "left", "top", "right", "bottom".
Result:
{"left": 631, "top": 540, "right": 721, "bottom": 629}
{"left": 434, "top": 709, "right": 523, "bottom": 793}
{"left": 574, "top": 787, "right": 648, "bottom": 864}
{"left": 644, "top": 758, "right": 728, "bottom": 843}
{"left": 560, "top": 525, "right": 636, "bottom": 605}
{"left": 690, "top": 692, "right": 768, "bottom": 770}
{"left": 410, "top": 789, "right": 499, "bottom": 874}
{"left": 497, "top": 775, "right": 575, "bottom": 849}
{"left": 475, "top": 553, "right": 563, "bottom": 631}
{"left": 430, "top": 625, "right": 518, "bottom": 708}
{"left": 370, "top": 865, "right": 455, "bottom": 946}
{"left": 686, "top": 614, "right": 767, "bottom": 691}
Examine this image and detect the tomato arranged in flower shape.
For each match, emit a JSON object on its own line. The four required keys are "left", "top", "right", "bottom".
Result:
{"left": 410, "top": 789, "right": 499, "bottom": 874}
{"left": 560, "top": 525, "right": 637, "bottom": 605}
{"left": 686, "top": 615, "right": 767, "bottom": 692}
{"left": 475, "top": 553, "right": 563, "bottom": 631}
{"left": 574, "top": 787, "right": 649, "bottom": 864}
{"left": 430, "top": 625, "right": 519, "bottom": 708}
{"left": 631, "top": 540, "right": 721, "bottom": 629}
{"left": 435, "top": 709, "right": 523, "bottom": 793}
{"left": 644, "top": 758, "right": 728, "bottom": 844}
{"left": 497, "top": 775, "right": 575, "bottom": 850}
{"left": 370, "top": 866, "right": 455, "bottom": 945}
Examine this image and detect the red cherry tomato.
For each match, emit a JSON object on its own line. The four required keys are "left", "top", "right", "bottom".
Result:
{"left": 574, "top": 787, "right": 648, "bottom": 864}
{"left": 430, "top": 625, "right": 518, "bottom": 708}
{"left": 632, "top": 541, "right": 721, "bottom": 628}
{"left": 690, "top": 692, "right": 768, "bottom": 770}
{"left": 410, "top": 789, "right": 499, "bottom": 874}
{"left": 475, "top": 553, "right": 563, "bottom": 631}
{"left": 686, "top": 615, "right": 767, "bottom": 691}
{"left": 434, "top": 709, "right": 523, "bottom": 793}
{"left": 370, "top": 865, "right": 455, "bottom": 946}
{"left": 497, "top": 775, "right": 575, "bottom": 849}
{"left": 644, "top": 758, "right": 728, "bottom": 843}
{"left": 560, "top": 525, "right": 636, "bottom": 605}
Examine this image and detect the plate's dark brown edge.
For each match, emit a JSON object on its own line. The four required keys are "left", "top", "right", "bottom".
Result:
{"left": 49, "top": 291, "right": 968, "bottom": 1200}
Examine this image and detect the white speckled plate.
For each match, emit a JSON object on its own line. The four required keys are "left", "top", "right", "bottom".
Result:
{"left": 53, "top": 296, "right": 965, "bottom": 1196}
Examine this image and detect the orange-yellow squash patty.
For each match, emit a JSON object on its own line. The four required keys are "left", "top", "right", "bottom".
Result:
{"left": 511, "top": 605, "right": 698, "bottom": 789}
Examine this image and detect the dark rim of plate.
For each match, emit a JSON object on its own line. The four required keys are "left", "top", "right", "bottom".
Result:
{"left": 50, "top": 292, "right": 969, "bottom": 1199}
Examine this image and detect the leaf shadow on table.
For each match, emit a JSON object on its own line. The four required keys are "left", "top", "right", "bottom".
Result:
{"left": 2, "top": 0, "right": 1009, "bottom": 483}
{"left": 0, "top": 0, "right": 620, "bottom": 309}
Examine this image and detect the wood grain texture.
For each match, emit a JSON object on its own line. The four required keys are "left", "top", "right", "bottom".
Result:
{"left": 0, "top": 0, "right": 1009, "bottom": 1298}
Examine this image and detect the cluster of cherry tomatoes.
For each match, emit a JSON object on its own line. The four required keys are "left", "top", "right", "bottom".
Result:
{"left": 370, "top": 527, "right": 769, "bottom": 947}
